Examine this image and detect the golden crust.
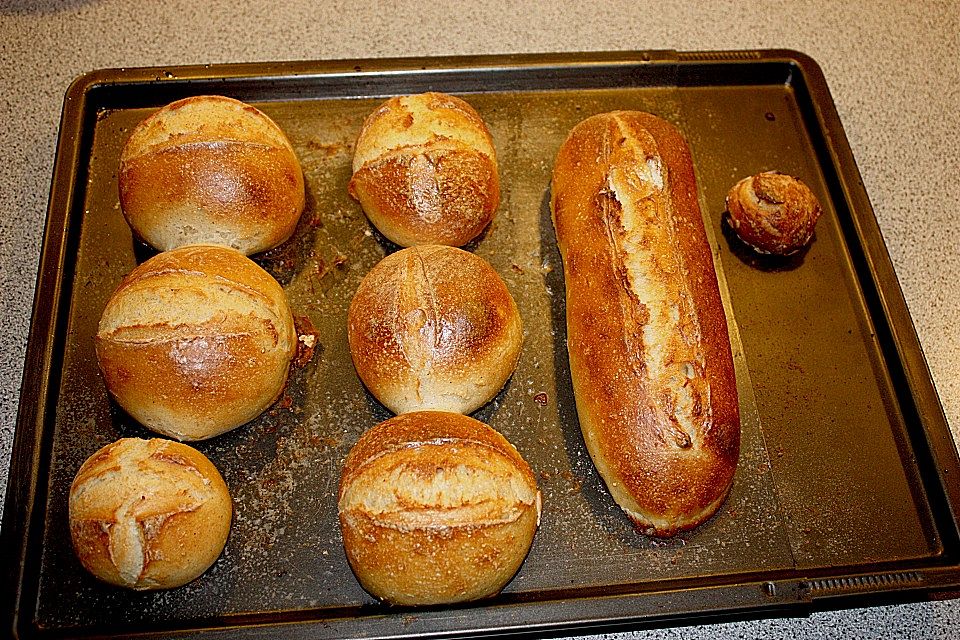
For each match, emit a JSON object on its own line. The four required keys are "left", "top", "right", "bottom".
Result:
{"left": 118, "top": 95, "right": 305, "bottom": 255}
{"left": 551, "top": 111, "right": 740, "bottom": 537}
{"left": 95, "top": 245, "right": 297, "bottom": 440}
{"left": 338, "top": 411, "right": 540, "bottom": 605}
{"left": 69, "top": 438, "right": 232, "bottom": 590}
{"left": 348, "top": 92, "right": 499, "bottom": 247}
{"left": 725, "top": 171, "right": 822, "bottom": 255}
{"left": 347, "top": 245, "right": 522, "bottom": 415}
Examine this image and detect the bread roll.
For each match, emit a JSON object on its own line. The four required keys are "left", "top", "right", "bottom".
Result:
{"left": 726, "top": 171, "right": 822, "bottom": 255}
{"left": 338, "top": 411, "right": 541, "bottom": 605}
{"left": 347, "top": 245, "right": 522, "bottom": 414}
{"left": 95, "top": 244, "right": 297, "bottom": 441}
{"left": 551, "top": 111, "right": 740, "bottom": 537}
{"left": 348, "top": 92, "right": 499, "bottom": 247}
{"left": 69, "top": 438, "right": 232, "bottom": 590}
{"left": 119, "top": 95, "right": 305, "bottom": 255}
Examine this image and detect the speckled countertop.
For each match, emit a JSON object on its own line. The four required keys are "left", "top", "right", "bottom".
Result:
{"left": 1, "top": 1, "right": 958, "bottom": 638}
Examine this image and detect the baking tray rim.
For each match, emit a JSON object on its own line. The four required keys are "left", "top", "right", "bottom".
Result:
{"left": 3, "top": 48, "right": 960, "bottom": 638}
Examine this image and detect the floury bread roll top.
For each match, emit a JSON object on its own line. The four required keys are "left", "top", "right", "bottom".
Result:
{"left": 338, "top": 411, "right": 541, "bottom": 605}
{"left": 95, "top": 245, "right": 297, "bottom": 441}
{"left": 348, "top": 92, "right": 500, "bottom": 247}
{"left": 119, "top": 95, "right": 305, "bottom": 255}
{"left": 69, "top": 438, "right": 232, "bottom": 590}
{"left": 347, "top": 245, "right": 522, "bottom": 415}
{"left": 551, "top": 111, "right": 740, "bottom": 537}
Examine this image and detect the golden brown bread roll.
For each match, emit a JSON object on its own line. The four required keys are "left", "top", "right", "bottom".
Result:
{"left": 69, "top": 438, "right": 232, "bottom": 590}
{"left": 348, "top": 92, "right": 499, "bottom": 247}
{"left": 551, "top": 111, "right": 740, "bottom": 537}
{"left": 119, "top": 95, "right": 305, "bottom": 255}
{"left": 347, "top": 245, "right": 522, "bottom": 414}
{"left": 95, "top": 244, "right": 297, "bottom": 441}
{"left": 725, "top": 171, "right": 822, "bottom": 255}
{"left": 338, "top": 411, "right": 541, "bottom": 605}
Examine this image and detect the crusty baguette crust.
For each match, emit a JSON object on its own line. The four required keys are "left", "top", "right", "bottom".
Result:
{"left": 550, "top": 111, "right": 740, "bottom": 537}
{"left": 338, "top": 411, "right": 540, "bottom": 605}
{"left": 69, "top": 438, "right": 232, "bottom": 590}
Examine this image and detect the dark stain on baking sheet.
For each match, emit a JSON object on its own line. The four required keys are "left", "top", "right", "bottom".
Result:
{"left": 15, "top": 55, "right": 956, "bottom": 637}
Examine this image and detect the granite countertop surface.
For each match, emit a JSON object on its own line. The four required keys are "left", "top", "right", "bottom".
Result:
{"left": 1, "top": 1, "right": 958, "bottom": 638}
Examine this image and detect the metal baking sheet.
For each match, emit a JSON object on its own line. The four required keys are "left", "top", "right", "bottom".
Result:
{"left": 3, "top": 50, "right": 960, "bottom": 639}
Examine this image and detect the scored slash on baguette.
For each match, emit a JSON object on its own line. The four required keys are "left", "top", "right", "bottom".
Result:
{"left": 551, "top": 111, "right": 740, "bottom": 537}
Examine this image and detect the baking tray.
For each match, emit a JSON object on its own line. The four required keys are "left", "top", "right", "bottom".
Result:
{"left": 3, "top": 50, "right": 960, "bottom": 639}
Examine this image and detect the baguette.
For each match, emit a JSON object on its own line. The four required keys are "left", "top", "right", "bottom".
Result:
{"left": 550, "top": 111, "right": 740, "bottom": 537}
